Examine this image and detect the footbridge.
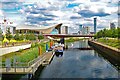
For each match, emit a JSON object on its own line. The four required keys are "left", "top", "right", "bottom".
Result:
{"left": 43, "top": 34, "right": 94, "bottom": 38}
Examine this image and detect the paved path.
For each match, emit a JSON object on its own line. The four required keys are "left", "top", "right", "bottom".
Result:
{"left": 1, "top": 51, "right": 54, "bottom": 74}
{"left": 0, "top": 44, "right": 31, "bottom": 56}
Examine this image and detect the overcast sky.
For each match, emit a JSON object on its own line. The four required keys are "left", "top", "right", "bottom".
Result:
{"left": 0, "top": 0, "right": 119, "bottom": 33}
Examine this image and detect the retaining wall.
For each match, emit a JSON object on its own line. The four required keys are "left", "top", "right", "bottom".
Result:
{"left": 88, "top": 40, "right": 120, "bottom": 65}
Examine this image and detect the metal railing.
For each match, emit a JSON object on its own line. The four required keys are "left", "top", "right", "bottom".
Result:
{"left": 0, "top": 56, "right": 46, "bottom": 74}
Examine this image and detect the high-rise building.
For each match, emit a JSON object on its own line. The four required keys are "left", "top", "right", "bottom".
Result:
{"left": 79, "top": 24, "right": 82, "bottom": 31}
{"left": 65, "top": 26, "right": 68, "bottom": 34}
{"left": 110, "top": 22, "right": 115, "bottom": 29}
{"left": 86, "top": 26, "right": 90, "bottom": 34}
{"left": 94, "top": 18, "right": 97, "bottom": 34}
{"left": 79, "top": 24, "right": 82, "bottom": 34}
{"left": 61, "top": 26, "right": 68, "bottom": 34}
{"left": 82, "top": 26, "right": 90, "bottom": 34}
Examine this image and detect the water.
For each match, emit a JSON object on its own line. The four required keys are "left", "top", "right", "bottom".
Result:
{"left": 2, "top": 40, "right": 119, "bottom": 79}
{"left": 38, "top": 40, "right": 119, "bottom": 78}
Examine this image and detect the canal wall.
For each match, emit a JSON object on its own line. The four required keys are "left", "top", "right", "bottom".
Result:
{"left": 88, "top": 40, "right": 120, "bottom": 64}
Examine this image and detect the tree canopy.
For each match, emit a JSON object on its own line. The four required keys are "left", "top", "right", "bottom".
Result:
{"left": 95, "top": 27, "right": 120, "bottom": 38}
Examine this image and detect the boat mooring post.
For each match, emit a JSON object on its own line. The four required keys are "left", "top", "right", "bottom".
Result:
{"left": 46, "top": 44, "right": 48, "bottom": 52}
{"left": 38, "top": 46, "right": 42, "bottom": 56}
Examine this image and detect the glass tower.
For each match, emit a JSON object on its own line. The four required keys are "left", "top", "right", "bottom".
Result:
{"left": 94, "top": 18, "right": 97, "bottom": 34}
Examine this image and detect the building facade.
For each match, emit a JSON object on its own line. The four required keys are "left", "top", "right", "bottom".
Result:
{"left": 110, "top": 22, "right": 115, "bottom": 29}
{"left": 61, "top": 26, "right": 68, "bottom": 34}
{"left": 82, "top": 26, "right": 90, "bottom": 35}
{"left": 94, "top": 18, "right": 97, "bottom": 34}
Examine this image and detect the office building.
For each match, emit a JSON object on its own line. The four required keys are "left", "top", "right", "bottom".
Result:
{"left": 82, "top": 26, "right": 90, "bottom": 35}
{"left": 94, "top": 18, "right": 97, "bottom": 34}
{"left": 61, "top": 26, "right": 68, "bottom": 34}
{"left": 110, "top": 22, "right": 115, "bottom": 29}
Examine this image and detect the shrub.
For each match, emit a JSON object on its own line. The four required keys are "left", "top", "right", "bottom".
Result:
{"left": 38, "top": 35, "right": 44, "bottom": 40}
{"left": 3, "top": 37, "right": 9, "bottom": 43}
{"left": 31, "top": 43, "right": 36, "bottom": 48}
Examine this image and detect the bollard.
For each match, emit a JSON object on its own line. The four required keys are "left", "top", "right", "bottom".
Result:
{"left": 50, "top": 41, "right": 52, "bottom": 48}
{"left": 52, "top": 41, "right": 54, "bottom": 45}
{"left": 46, "top": 44, "right": 48, "bottom": 52}
{"left": 38, "top": 46, "right": 42, "bottom": 56}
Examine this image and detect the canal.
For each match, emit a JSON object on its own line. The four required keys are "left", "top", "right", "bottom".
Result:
{"left": 2, "top": 40, "right": 119, "bottom": 80}
{"left": 36, "top": 40, "right": 119, "bottom": 78}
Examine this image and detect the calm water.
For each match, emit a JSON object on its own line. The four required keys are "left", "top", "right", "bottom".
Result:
{"left": 38, "top": 40, "right": 119, "bottom": 78}
{"left": 2, "top": 40, "right": 119, "bottom": 80}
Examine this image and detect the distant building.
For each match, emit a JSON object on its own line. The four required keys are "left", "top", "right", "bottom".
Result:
{"left": 94, "top": 18, "right": 97, "bottom": 34}
{"left": 14, "top": 23, "right": 63, "bottom": 34}
{"left": 65, "top": 26, "right": 68, "bottom": 34}
{"left": 61, "top": 26, "right": 68, "bottom": 34}
{"left": 79, "top": 24, "right": 82, "bottom": 31}
{"left": 110, "top": 22, "right": 115, "bottom": 29}
{"left": 82, "top": 26, "right": 90, "bottom": 35}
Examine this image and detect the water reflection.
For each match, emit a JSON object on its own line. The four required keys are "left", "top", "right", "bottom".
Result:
{"left": 55, "top": 52, "right": 63, "bottom": 57}
{"left": 38, "top": 41, "right": 119, "bottom": 78}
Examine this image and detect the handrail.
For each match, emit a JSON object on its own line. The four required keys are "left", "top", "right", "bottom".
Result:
{"left": 1, "top": 51, "right": 53, "bottom": 74}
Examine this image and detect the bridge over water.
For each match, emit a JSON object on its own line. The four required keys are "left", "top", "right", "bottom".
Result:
{"left": 43, "top": 34, "right": 94, "bottom": 38}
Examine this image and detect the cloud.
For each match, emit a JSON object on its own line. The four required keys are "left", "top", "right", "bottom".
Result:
{"left": 70, "top": 15, "right": 81, "bottom": 19}
{"left": 0, "top": 0, "right": 118, "bottom": 32}
{"left": 0, "top": 10, "right": 3, "bottom": 16}
{"left": 90, "top": 0, "right": 100, "bottom": 2}
{"left": 78, "top": 10, "right": 110, "bottom": 18}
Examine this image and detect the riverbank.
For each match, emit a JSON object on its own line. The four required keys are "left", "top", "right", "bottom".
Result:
{"left": 65, "top": 37, "right": 85, "bottom": 42}
{"left": 1, "top": 39, "right": 50, "bottom": 67}
{"left": 88, "top": 40, "right": 120, "bottom": 67}
{"left": 96, "top": 38, "right": 120, "bottom": 49}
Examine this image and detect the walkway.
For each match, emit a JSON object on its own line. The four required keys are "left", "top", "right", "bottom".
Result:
{"left": 1, "top": 51, "right": 54, "bottom": 74}
{"left": 0, "top": 44, "right": 31, "bottom": 56}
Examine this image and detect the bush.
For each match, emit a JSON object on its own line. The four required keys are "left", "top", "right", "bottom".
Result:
{"left": 26, "top": 34, "right": 36, "bottom": 40}
{"left": 3, "top": 37, "right": 9, "bottom": 43}
{"left": 14, "top": 33, "right": 20, "bottom": 40}
{"left": 38, "top": 35, "right": 44, "bottom": 40}
{"left": 31, "top": 43, "right": 36, "bottom": 48}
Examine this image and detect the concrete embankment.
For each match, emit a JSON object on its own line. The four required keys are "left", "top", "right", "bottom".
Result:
{"left": 88, "top": 40, "right": 120, "bottom": 66}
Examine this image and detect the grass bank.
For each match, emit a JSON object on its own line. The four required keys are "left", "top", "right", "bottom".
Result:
{"left": 97, "top": 38, "right": 120, "bottom": 49}
{"left": 65, "top": 37, "right": 84, "bottom": 43}
{"left": 1, "top": 41, "right": 50, "bottom": 66}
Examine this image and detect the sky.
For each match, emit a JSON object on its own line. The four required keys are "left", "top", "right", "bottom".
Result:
{"left": 0, "top": 0, "right": 119, "bottom": 33}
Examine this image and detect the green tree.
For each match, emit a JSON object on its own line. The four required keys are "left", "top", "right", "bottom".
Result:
{"left": 19, "top": 34, "right": 25, "bottom": 40}
{"left": 0, "top": 28, "right": 3, "bottom": 41}
{"left": 25, "top": 34, "right": 36, "bottom": 40}
{"left": 118, "top": 27, "right": 120, "bottom": 39}
{"left": 96, "top": 28, "right": 119, "bottom": 38}
{"left": 38, "top": 35, "right": 44, "bottom": 40}
{"left": 6, "top": 28, "right": 13, "bottom": 40}
{"left": 14, "top": 33, "right": 20, "bottom": 40}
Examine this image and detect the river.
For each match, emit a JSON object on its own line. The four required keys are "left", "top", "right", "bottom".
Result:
{"left": 37, "top": 40, "right": 119, "bottom": 78}
{"left": 2, "top": 40, "right": 119, "bottom": 79}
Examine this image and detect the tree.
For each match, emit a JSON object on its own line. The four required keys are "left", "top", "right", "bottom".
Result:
{"left": 6, "top": 28, "right": 13, "bottom": 40}
{"left": 19, "top": 34, "right": 25, "bottom": 40}
{"left": 25, "top": 34, "right": 36, "bottom": 40}
{"left": 38, "top": 35, "right": 44, "bottom": 40}
{"left": 96, "top": 28, "right": 119, "bottom": 38}
{"left": 14, "top": 33, "right": 20, "bottom": 40}
{"left": 0, "top": 28, "right": 3, "bottom": 41}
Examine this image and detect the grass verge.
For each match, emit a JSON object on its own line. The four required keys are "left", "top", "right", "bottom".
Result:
{"left": 97, "top": 38, "right": 120, "bottom": 49}
{"left": 1, "top": 41, "right": 50, "bottom": 66}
